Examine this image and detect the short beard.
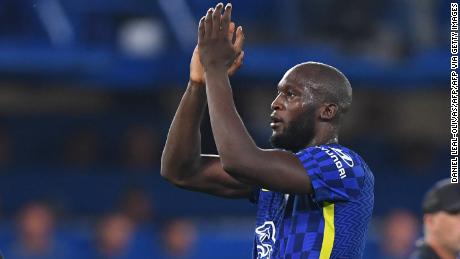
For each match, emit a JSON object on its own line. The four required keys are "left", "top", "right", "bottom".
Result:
{"left": 269, "top": 107, "right": 316, "bottom": 152}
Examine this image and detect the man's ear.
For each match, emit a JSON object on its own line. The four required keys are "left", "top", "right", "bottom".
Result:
{"left": 319, "top": 103, "right": 338, "bottom": 120}
{"left": 423, "top": 214, "right": 434, "bottom": 233}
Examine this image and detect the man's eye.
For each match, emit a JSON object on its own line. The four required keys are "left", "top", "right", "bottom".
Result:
{"left": 287, "top": 91, "right": 295, "bottom": 97}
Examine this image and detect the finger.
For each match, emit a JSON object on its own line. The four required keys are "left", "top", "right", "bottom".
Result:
{"left": 227, "top": 22, "right": 235, "bottom": 42}
{"left": 234, "top": 51, "right": 244, "bottom": 67}
{"left": 198, "top": 16, "right": 205, "bottom": 43}
{"left": 233, "top": 26, "right": 245, "bottom": 53}
{"left": 212, "top": 3, "right": 224, "bottom": 38}
{"left": 221, "top": 3, "right": 232, "bottom": 37}
{"left": 228, "top": 51, "right": 244, "bottom": 76}
{"left": 204, "top": 8, "right": 213, "bottom": 38}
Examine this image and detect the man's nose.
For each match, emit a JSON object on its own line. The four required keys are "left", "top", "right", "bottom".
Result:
{"left": 271, "top": 94, "right": 283, "bottom": 111}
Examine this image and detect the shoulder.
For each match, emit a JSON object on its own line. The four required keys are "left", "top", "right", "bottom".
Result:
{"left": 296, "top": 144, "right": 368, "bottom": 174}
{"left": 295, "top": 144, "right": 373, "bottom": 202}
{"left": 297, "top": 144, "right": 358, "bottom": 160}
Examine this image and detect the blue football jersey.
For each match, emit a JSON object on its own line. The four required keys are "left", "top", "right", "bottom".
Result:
{"left": 252, "top": 143, "right": 374, "bottom": 259}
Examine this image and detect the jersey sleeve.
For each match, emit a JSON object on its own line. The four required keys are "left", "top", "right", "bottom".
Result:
{"left": 295, "top": 146, "right": 366, "bottom": 203}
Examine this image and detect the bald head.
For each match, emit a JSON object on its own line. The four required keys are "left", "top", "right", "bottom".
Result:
{"left": 289, "top": 62, "right": 352, "bottom": 114}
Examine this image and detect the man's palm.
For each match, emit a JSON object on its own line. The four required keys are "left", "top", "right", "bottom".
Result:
{"left": 190, "top": 22, "right": 244, "bottom": 85}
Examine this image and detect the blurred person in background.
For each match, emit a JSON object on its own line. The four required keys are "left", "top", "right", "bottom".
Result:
{"left": 93, "top": 212, "right": 135, "bottom": 259}
{"left": 121, "top": 124, "right": 159, "bottom": 171}
{"left": 409, "top": 179, "right": 460, "bottom": 259}
{"left": 0, "top": 128, "right": 11, "bottom": 169}
{"left": 162, "top": 3, "right": 374, "bottom": 258}
{"left": 118, "top": 187, "right": 155, "bottom": 224}
{"left": 157, "top": 218, "right": 198, "bottom": 259}
{"left": 64, "top": 128, "right": 102, "bottom": 169}
{"left": 380, "top": 209, "right": 419, "bottom": 259}
{"left": 5, "top": 201, "right": 72, "bottom": 259}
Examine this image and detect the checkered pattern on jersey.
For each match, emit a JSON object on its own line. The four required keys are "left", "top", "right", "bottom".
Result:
{"left": 275, "top": 195, "right": 325, "bottom": 259}
{"left": 296, "top": 144, "right": 366, "bottom": 203}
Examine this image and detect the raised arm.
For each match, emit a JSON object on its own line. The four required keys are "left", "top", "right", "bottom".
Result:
{"left": 160, "top": 20, "right": 250, "bottom": 198}
{"left": 198, "top": 3, "right": 313, "bottom": 194}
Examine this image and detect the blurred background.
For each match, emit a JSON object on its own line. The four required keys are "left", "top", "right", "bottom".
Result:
{"left": 0, "top": 0, "right": 450, "bottom": 258}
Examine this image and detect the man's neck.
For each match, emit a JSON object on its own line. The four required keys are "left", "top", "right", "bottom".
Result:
{"left": 285, "top": 128, "right": 339, "bottom": 153}
{"left": 309, "top": 134, "right": 338, "bottom": 148}
{"left": 310, "top": 124, "right": 339, "bottom": 147}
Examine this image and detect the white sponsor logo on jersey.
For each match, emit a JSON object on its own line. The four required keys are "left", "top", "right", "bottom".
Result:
{"left": 255, "top": 221, "right": 276, "bottom": 259}
{"left": 319, "top": 146, "right": 354, "bottom": 179}
{"left": 330, "top": 147, "right": 354, "bottom": 167}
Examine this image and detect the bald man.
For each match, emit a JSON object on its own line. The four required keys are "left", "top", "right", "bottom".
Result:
{"left": 161, "top": 3, "right": 374, "bottom": 258}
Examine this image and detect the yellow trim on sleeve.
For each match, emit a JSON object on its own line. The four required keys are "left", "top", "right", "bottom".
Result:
{"left": 319, "top": 202, "right": 335, "bottom": 259}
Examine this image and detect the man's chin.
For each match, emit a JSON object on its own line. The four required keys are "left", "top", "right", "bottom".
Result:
{"left": 269, "top": 134, "right": 288, "bottom": 150}
{"left": 270, "top": 133, "right": 306, "bottom": 152}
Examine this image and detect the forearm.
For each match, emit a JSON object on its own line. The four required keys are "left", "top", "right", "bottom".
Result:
{"left": 161, "top": 81, "right": 207, "bottom": 181}
{"left": 205, "top": 67, "right": 258, "bottom": 171}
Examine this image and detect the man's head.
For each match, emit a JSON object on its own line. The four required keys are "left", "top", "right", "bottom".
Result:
{"left": 269, "top": 62, "right": 352, "bottom": 152}
{"left": 162, "top": 218, "right": 197, "bottom": 257}
{"left": 383, "top": 210, "right": 419, "bottom": 257}
{"left": 423, "top": 179, "right": 460, "bottom": 256}
{"left": 17, "top": 202, "right": 55, "bottom": 253}
{"left": 97, "top": 213, "right": 134, "bottom": 256}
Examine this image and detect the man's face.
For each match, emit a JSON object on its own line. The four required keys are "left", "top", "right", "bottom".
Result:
{"left": 427, "top": 211, "right": 460, "bottom": 254}
{"left": 269, "top": 69, "right": 317, "bottom": 152}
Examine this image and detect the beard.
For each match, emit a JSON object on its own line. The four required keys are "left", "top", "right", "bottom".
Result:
{"left": 269, "top": 107, "right": 316, "bottom": 152}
